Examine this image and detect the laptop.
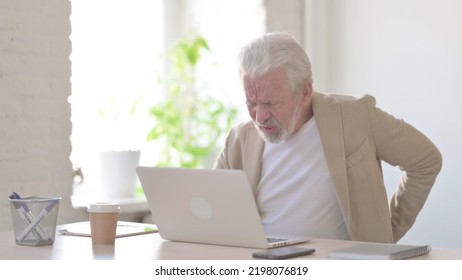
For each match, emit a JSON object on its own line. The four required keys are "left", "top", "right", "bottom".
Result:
{"left": 136, "top": 166, "right": 312, "bottom": 249}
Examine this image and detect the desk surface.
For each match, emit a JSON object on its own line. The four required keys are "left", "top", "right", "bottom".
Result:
{"left": 1, "top": 222, "right": 461, "bottom": 260}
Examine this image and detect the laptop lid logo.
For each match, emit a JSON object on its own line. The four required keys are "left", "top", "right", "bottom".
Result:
{"left": 189, "top": 197, "right": 213, "bottom": 219}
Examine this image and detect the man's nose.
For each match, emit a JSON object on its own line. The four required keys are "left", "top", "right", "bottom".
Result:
{"left": 255, "top": 105, "right": 270, "bottom": 124}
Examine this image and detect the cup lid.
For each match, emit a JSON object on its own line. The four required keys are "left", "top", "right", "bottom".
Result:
{"left": 87, "top": 202, "right": 120, "bottom": 213}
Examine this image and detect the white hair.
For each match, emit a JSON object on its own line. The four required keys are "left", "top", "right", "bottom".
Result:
{"left": 238, "top": 32, "right": 313, "bottom": 93}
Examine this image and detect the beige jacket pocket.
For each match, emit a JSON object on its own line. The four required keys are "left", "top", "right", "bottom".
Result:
{"left": 346, "top": 138, "right": 370, "bottom": 167}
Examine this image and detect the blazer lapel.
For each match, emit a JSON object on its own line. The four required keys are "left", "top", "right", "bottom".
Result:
{"left": 312, "top": 92, "right": 351, "bottom": 223}
{"left": 243, "top": 125, "right": 264, "bottom": 197}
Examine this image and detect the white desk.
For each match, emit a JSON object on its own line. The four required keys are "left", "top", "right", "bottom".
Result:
{"left": 1, "top": 222, "right": 461, "bottom": 260}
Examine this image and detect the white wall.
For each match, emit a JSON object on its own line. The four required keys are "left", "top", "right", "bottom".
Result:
{"left": 265, "top": 0, "right": 305, "bottom": 45}
{"left": 0, "top": 0, "right": 85, "bottom": 231}
{"left": 307, "top": 0, "right": 462, "bottom": 248}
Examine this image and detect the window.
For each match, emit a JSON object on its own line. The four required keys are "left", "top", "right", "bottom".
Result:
{"left": 69, "top": 0, "right": 264, "bottom": 196}
{"left": 69, "top": 0, "right": 164, "bottom": 187}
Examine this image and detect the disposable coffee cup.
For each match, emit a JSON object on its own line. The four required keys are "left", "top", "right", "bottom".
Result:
{"left": 87, "top": 202, "right": 120, "bottom": 245}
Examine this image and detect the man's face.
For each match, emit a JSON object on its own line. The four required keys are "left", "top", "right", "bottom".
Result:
{"left": 243, "top": 69, "right": 310, "bottom": 143}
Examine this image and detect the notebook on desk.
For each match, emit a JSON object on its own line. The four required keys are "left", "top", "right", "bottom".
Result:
{"left": 328, "top": 243, "right": 432, "bottom": 260}
{"left": 136, "top": 166, "right": 312, "bottom": 249}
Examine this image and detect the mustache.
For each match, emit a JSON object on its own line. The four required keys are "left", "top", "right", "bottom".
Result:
{"left": 255, "top": 118, "right": 281, "bottom": 128}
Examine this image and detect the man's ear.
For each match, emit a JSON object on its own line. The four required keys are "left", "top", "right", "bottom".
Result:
{"left": 302, "top": 80, "right": 313, "bottom": 102}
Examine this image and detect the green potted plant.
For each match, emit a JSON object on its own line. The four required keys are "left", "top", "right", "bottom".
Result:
{"left": 147, "top": 34, "right": 237, "bottom": 168}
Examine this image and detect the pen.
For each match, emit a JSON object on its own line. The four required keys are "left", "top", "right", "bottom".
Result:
{"left": 16, "top": 199, "right": 59, "bottom": 242}
{"left": 9, "top": 193, "right": 41, "bottom": 240}
{"left": 9, "top": 192, "right": 51, "bottom": 241}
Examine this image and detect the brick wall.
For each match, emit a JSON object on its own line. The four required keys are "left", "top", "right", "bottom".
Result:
{"left": 0, "top": 0, "right": 84, "bottom": 231}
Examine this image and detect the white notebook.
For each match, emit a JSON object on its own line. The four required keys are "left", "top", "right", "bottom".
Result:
{"left": 328, "top": 243, "right": 432, "bottom": 260}
{"left": 59, "top": 221, "right": 158, "bottom": 238}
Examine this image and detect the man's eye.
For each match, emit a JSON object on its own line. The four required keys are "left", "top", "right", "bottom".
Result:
{"left": 246, "top": 102, "right": 256, "bottom": 107}
{"left": 265, "top": 102, "right": 279, "bottom": 108}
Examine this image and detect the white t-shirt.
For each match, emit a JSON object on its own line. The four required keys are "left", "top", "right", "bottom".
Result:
{"left": 257, "top": 118, "right": 350, "bottom": 240}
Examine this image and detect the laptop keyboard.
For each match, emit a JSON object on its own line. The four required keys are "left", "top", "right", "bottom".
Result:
{"left": 267, "top": 237, "right": 288, "bottom": 243}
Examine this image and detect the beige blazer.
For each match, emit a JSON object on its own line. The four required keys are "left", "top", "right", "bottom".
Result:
{"left": 215, "top": 92, "right": 442, "bottom": 243}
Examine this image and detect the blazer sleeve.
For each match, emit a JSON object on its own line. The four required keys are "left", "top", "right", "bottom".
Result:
{"left": 366, "top": 96, "right": 443, "bottom": 241}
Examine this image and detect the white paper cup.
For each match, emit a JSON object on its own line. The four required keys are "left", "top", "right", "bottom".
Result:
{"left": 87, "top": 202, "right": 120, "bottom": 245}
